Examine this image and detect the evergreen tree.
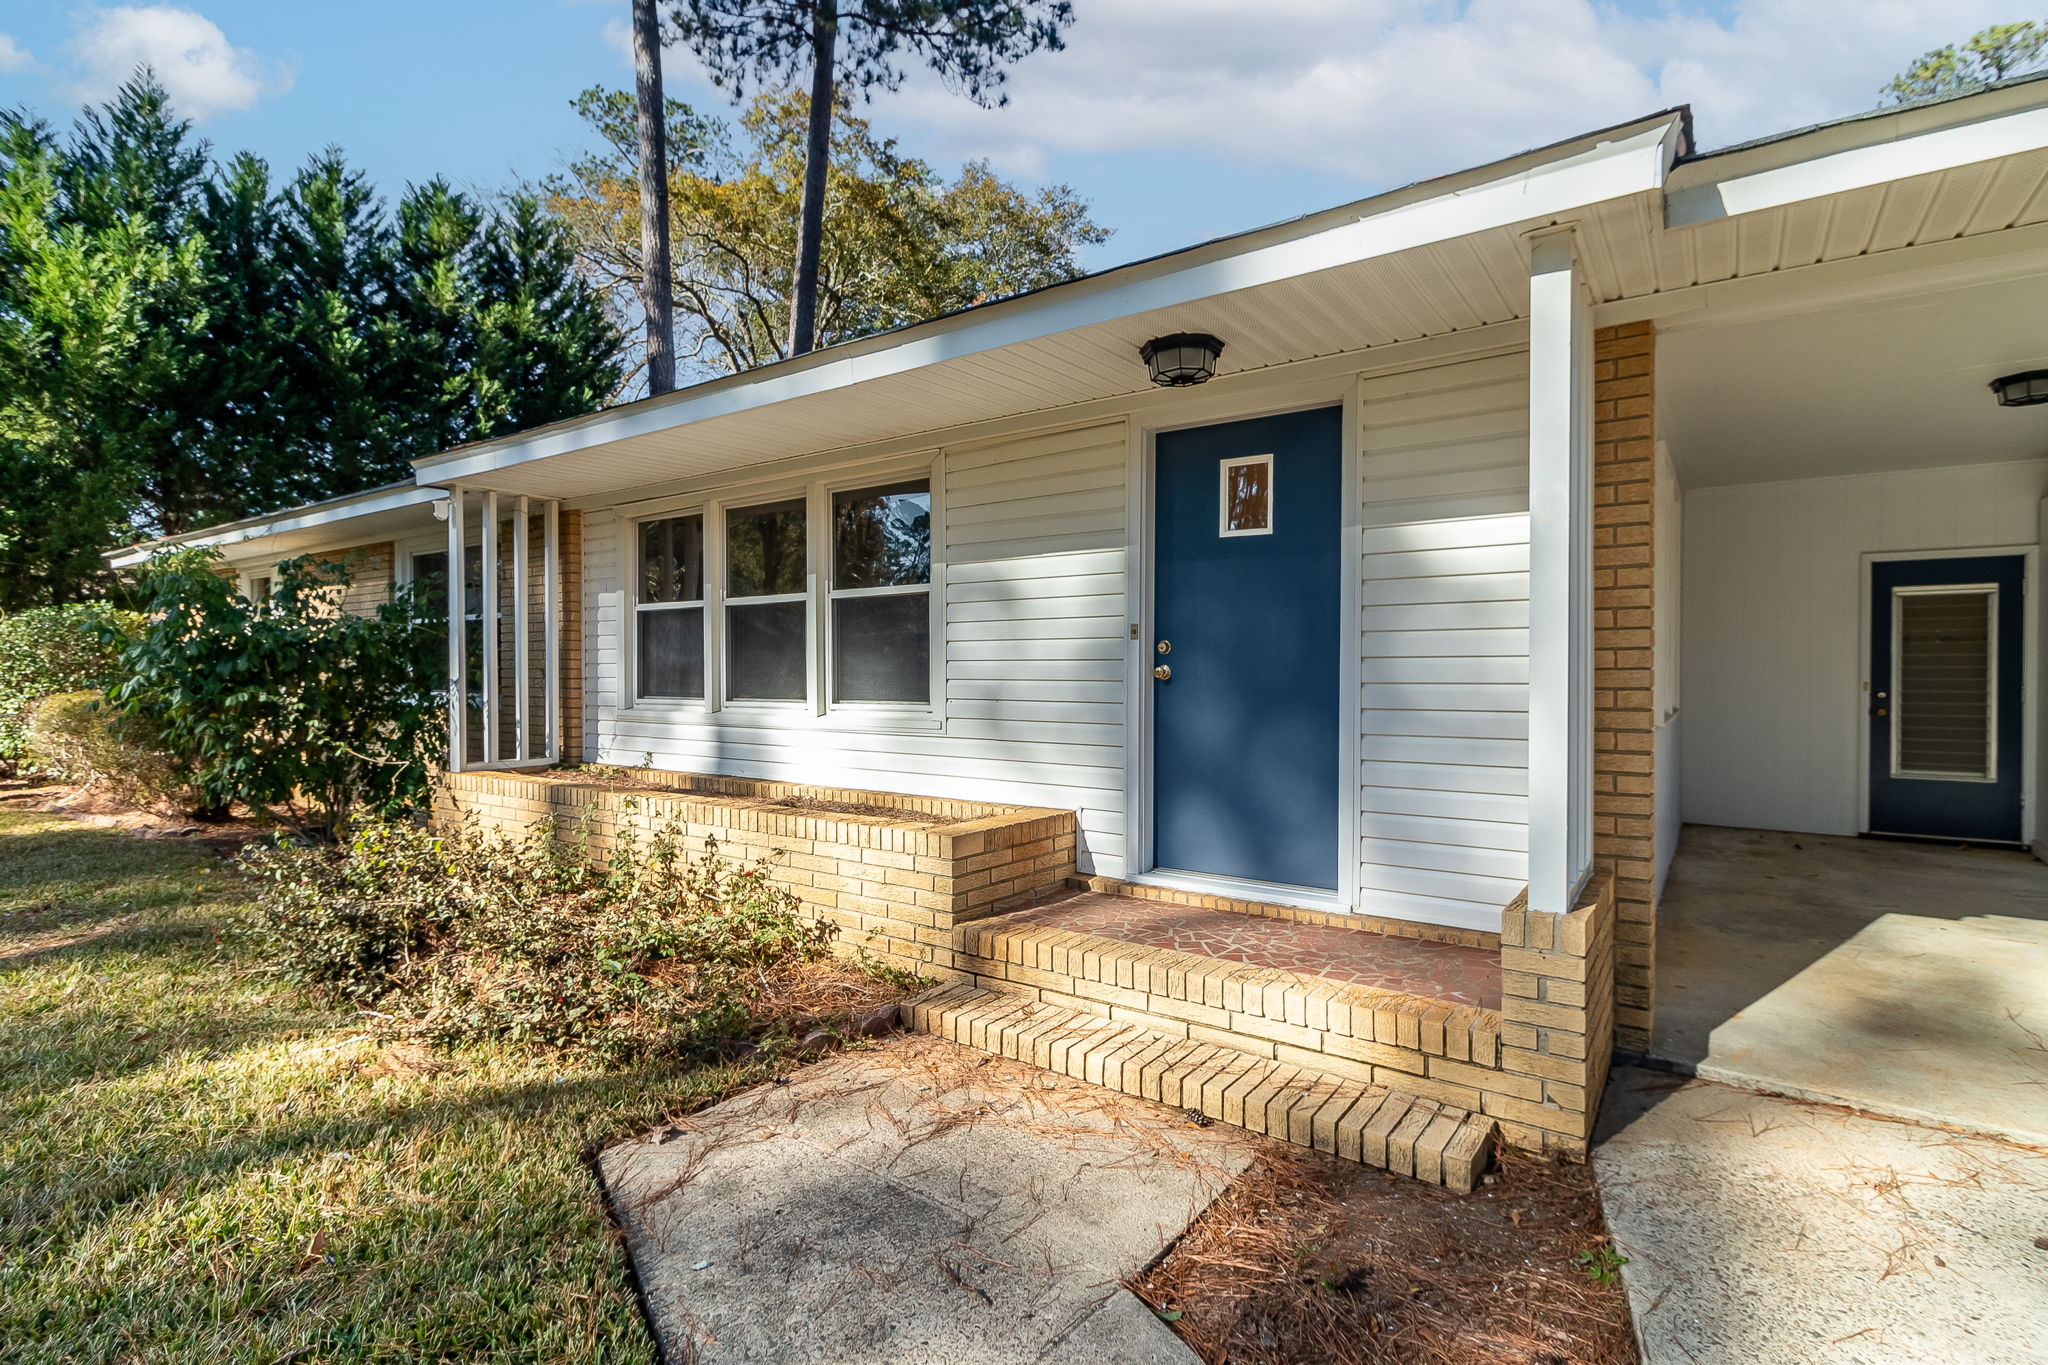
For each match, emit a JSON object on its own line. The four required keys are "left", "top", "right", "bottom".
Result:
{"left": 0, "top": 70, "right": 624, "bottom": 603}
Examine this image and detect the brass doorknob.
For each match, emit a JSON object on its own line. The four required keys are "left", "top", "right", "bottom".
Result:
{"left": 1153, "top": 664, "right": 1172, "bottom": 681}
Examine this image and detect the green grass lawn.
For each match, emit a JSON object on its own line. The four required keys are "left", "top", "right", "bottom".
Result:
{"left": 0, "top": 809, "right": 762, "bottom": 1363}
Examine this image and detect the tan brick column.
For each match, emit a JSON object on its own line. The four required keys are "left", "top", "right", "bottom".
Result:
{"left": 1497, "top": 872, "right": 1616, "bottom": 1157}
{"left": 1592, "top": 322, "right": 1656, "bottom": 1050}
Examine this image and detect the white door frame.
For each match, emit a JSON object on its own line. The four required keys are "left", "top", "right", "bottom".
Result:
{"left": 1121, "top": 382, "right": 1363, "bottom": 913}
{"left": 1856, "top": 544, "right": 2035, "bottom": 843}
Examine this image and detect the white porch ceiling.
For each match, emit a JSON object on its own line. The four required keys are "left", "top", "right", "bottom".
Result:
{"left": 417, "top": 81, "right": 2048, "bottom": 509}
{"left": 1659, "top": 272, "right": 2048, "bottom": 489}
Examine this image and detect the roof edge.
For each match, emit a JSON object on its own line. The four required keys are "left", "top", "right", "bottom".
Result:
{"left": 411, "top": 105, "right": 1689, "bottom": 480}
{"left": 105, "top": 481, "right": 441, "bottom": 569}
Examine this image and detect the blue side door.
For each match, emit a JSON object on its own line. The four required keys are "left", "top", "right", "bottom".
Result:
{"left": 1152, "top": 407, "right": 1343, "bottom": 889}
{"left": 1868, "top": 554, "right": 2025, "bottom": 845}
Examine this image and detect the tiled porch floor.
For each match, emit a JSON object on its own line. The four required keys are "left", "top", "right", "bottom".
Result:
{"left": 993, "top": 891, "right": 1502, "bottom": 1010}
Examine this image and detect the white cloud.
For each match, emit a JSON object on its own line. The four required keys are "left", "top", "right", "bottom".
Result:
{"left": 67, "top": 5, "right": 295, "bottom": 121}
{"left": 852, "top": 0, "right": 2026, "bottom": 189}
{"left": 600, "top": 15, "right": 634, "bottom": 68}
{"left": 0, "top": 33, "right": 34, "bottom": 76}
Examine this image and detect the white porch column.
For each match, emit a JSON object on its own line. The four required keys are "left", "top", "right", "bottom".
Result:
{"left": 543, "top": 499, "right": 561, "bottom": 763}
{"left": 444, "top": 486, "right": 466, "bottom": 774}
{"left": 1526, "top": 226, "right": 1596, "bottom": 914}
{"left": 513, "top": 495, "right": 531, "bottom": 761}
{"left": 480, "top": 491, "right": 500, "bottom": 766}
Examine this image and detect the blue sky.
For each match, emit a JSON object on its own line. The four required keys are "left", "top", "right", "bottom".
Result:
{"left": 0, "top": 2, "right": 2024, "bottom": 267}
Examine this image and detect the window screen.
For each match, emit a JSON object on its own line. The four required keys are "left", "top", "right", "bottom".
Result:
{"left": 830, "top": 482, "right": 931, "bottom": 704}
{"left": 637, "top": 514, "right": 705, "bottom": 700}
{"left": 726, "top": 500, "right": 807, "bottom": 702}
{"left": 1895, "top": 589, "right": 1995, "bottom": 779}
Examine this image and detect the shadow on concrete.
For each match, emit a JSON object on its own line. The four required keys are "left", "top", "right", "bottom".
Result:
{"left": 1652, "top": 825, "right": 2048, "bottom": 1144}
{"left": 1652, "top": 824, "right": 2048, "bottom": 1063}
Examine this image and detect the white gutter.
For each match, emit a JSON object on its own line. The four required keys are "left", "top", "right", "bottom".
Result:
{"left": 1668, "top": 92, "right": 2048, "bottom": 227}
{"left": 416, "top": 113, "right": 1685, "bottom": 487}
{"left": 106, "top": 483, "right": 445, "bottom": 569}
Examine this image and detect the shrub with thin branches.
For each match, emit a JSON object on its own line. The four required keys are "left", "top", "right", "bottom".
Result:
{"left": 241, "top": 809, "right": 835, "bottom": 1062}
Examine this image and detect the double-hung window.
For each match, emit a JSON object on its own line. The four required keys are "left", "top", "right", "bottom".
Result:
{"left": 725, "top": 500, "right": 808, "bottom": 702}
{"left": 831, "top": 481, "right": 931, "bottom": 705}
{"left": 637, "top": 514, "right": 706, "bottom": 700}
{"left": 631, "top": 472, "right": 935, "bottom": 712}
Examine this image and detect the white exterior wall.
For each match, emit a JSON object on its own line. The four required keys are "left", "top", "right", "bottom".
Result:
{"left": 573, "top": 354, "right": 1543, "bottom": 930}
{"left": 582, "top": 421, "right": 1131, "bottom": 876}
{"left": 1681, "top": 459, "right": 2048, "bottom": 836}
{"left": 1355, "top": 353, "right": 1533, "bottom": 930}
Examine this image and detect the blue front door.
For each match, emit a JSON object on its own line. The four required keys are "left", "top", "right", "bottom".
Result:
{"left": 1152, "top": 407, "right": 1342, "bottom": 889}
{"left": 1868, "top": 554, "right": 2025, "bottom": 845}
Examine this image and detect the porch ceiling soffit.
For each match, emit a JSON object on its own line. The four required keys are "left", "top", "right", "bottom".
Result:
{"left": 1581, "top": 82, "right": 2048, "bottom": 322}
{"left": 414, "top": 116, "right": 1684, "bottom": 502}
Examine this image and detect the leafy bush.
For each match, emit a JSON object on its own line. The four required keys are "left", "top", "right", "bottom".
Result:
{"left": 0, "top": 603, "right": 142, "bottom": 765}
{"left": 241, "top": 812, "right": 836, "bottom": 1061}
{"left": 109, "top": 546, "right": 444, "bottom": 836}
{"left": 20, "top": 690, "right": 187, "bottom": 804}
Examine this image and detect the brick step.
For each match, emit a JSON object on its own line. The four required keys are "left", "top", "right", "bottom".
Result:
{"left": 956, "top": 914, "right": 1504, "bottom": 1117}
{"left": 905, "top": 983, "right": 1496, "bottom": 1192}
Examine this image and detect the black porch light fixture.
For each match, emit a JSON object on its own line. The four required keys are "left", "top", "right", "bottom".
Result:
{"left": 1990, "top": 370, "right": 2048, "bottom": 407}
{"left": 1140, "top": 332, "right": 1225, "bottom": 387}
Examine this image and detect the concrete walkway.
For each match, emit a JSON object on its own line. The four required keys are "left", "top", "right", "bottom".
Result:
{"left": 1596, "top": 1067, "right": 2048, "bottom": 1364}
{"left": 600, "top": 1035, "right": 1256, "bottom": 1364}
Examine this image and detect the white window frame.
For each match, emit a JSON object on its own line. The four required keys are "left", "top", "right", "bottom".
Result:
{"left": 720, "top": 493, "right": 813, "bottom": 709}
{"left": 620, "top": 453, "right": 944, "bottom": 729}
{"left": 823, "top": 474, "right": 938, "bottom": 713}
{"left": 1217, "top": 452, "right": 1275, "bottom": 538}
{"left": 1889, "top": 581, "right": 2000, "bottom": 784}
{"left": 631, "top": 509, "right": 710, "bottom": 705}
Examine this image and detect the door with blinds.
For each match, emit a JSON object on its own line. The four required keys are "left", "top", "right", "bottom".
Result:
{"left": 1867, "top": 555, "right": 2025, "bottom": 844}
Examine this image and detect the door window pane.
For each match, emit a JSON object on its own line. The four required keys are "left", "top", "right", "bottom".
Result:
{"left": 1896, "top": 590, "right": 1995, "bottom": 779}
{"left": 1220, "top": 455, "right": 1273, "bottom": 536}
{"left": 834, "top": 482, "right": 931, "bottom": 589}
{"left": 640, "top": 515, "right": 704, "bottom": 603}
{"left": 638, "top": 606, "right": 705, "bottom": 700}
{"left": 728, "top": 601, "right": 807, "bottom": 700}
{"left": 727, "top": 500, "right": 807, "bottom": 598}
{"left": 834, "top": 595, "right": 930, "bottom": 704}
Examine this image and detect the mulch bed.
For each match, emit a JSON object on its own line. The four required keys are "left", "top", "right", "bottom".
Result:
{"left": 1134, "top": 1143, "right": 1638, "bottom": 1365}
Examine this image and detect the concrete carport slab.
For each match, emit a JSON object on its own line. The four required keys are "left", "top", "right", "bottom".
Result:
{"left": 1655, "top": 827, "right": 2048, "bottom": 1147}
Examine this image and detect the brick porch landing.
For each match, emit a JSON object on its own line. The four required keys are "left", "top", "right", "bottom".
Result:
{"left": 996, "top": 890, "right": 1501, "bottom": 1009}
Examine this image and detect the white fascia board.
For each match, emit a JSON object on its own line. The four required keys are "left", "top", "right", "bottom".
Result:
{"left": 1668, "top": 103, "right": 2048, "bottom": 227}
{"left": 105, "top": 483, "right": 445, "bottom": 568}
{"left": 417, "top": 116, "right": 1683, "bottom": 487}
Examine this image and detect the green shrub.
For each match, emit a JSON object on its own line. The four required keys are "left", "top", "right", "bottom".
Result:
{"left": 110, "top": 546, "right": 444, "bottom": 837}
{"left": 240, "top": 812, "right": 836, "bottom": 1061}
{"left": 0, "top": 603, "right": 143, "bottom": 765}
{"left": 20, "top": 689, "right": 187, "bottom": 804}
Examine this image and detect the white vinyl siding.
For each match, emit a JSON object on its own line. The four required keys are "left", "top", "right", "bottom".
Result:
{"left": 1356, "top": 352, "right": 1532, "bottom": 930}
{"left": 1682, "top": 459, "right": 2048, "bottom": 837}
{"left": 583, "top": 421, "right": 1130, "bottom": 875}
